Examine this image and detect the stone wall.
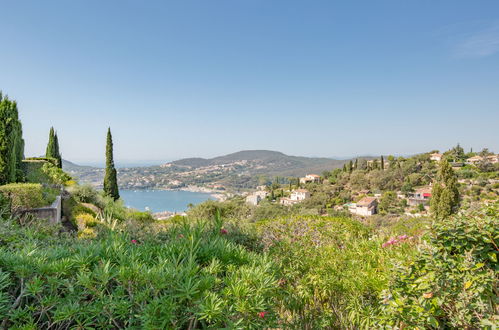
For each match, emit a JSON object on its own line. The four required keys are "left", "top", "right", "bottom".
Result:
{"left": 16, "top": 195, "right": 62, "bottom": 224}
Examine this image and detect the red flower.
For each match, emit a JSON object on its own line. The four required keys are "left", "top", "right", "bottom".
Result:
{"left": 131, "top": 239, "right": 138, "bottom": 244}
{"left": 220, "top": 228, "right": 228, "bottom": 235}
{"left": 258, "top": 311, "right": 267, "bottom": 318}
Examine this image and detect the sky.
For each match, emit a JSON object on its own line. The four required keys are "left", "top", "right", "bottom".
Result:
{"left": 1, "top": 0, "right": 498, "bottom": 166}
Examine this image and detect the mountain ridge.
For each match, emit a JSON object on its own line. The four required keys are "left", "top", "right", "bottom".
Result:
{"left": 63, "top": 150, "right": 376, "bottom": 190}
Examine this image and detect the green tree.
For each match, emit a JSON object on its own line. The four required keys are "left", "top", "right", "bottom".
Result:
{"left": 103, "top": 128, "right": 120, "bottom": 200}
{"left": 379, "top": 191, "right": 399, "bottom": 214}
{"left": 430, "top": 159, "right": 459, "bottom": 219}
{"left": 0, "top": 92, "right": 24, "bottom": 184}
{"left": 380, "top": 155, "right": 384, "bottom": 170}
{"left": 45, "top": 127, "right": 62, "bottom": 168}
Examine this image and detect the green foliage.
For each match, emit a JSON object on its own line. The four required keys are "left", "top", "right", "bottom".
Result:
{"left": 430, "top": 159, "right": 460, "bottom": 220}
{"left": 379, "top": 191, "right": 401, "bottom": 214}
{"left": 23, "top": 159, "right": 73, "bottom": 185}
{"left": 0, "top": 214, "right": 279, "bottom": 329}
{"left": 256, "top": 215, "right": 416, "bottom": 328}
{"left": 45, "top": 127, "right": 62, "bottom": 168}
{"left": 0, "top": 92, "right": 24, "bottom": 185}
{"left": 377, "top": 203, "right": 498, "bottom": 328}
{"left": 0, "top": 183, "right": 57, "bottom": 210}
{"left": 103, "top": 128, "right": 120, "bottom": 201}
{"left": 125, "top": 210, "right": 155, "bottom": 223}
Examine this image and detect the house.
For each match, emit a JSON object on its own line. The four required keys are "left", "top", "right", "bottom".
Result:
{"left": 487, "top": 155, "right": 499, "bottom": 164}
{"left": 245, "top": 190, "right": 269, "bottom": 206}
{"left": 348, "top": 197, "right": 378, "bottom": 216}
{"left": 291, "top": 189, "right": 310, "bottom": 200}
{"left": 466, "top": 155, "right": 499, "bottom": 165}
{"left": 299, "top": 174, "right": 321, "bottom": 184}
{"left": 408, "top": 186, "right": 432, "bottom": 206}
{"left": 280, "top": 189, "right": 310, "bottom": 206}
{"left": 430, "top": 153, "right": 443, "bottom": 162}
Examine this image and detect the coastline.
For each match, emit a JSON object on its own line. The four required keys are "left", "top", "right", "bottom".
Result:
{"left": 122, "top": 185, "right": 226, "bottom": 201}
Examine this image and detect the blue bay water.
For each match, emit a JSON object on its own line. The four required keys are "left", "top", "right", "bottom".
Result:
{"left": 120, "top": 190, "right": 214, "bottom": 213}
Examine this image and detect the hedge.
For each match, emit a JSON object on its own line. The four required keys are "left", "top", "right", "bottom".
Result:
{"left": 0, "top": 183, "right": 58, "bottom": 209}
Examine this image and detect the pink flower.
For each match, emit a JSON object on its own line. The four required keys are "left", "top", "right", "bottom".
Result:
{"left": 131, "top": 239, "right": 138, "bottom": 244}
{"left": 258, "top": 311, "right": 267, "bottom": 318}
{"left": 220, "top": 228, "right": 228, "bottom": 235}
{"left": 398, "top": 235, "right": 408, "bottom": 240}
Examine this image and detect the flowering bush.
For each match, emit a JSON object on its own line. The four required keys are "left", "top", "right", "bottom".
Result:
{"left": 256, "top": 215, "right": 415, "bottom": 328}
{"left": 376, "top": 202, "right": 498, "bottom": 328}
{"left": 0, "top": 216, "right": 279, "bottom": 329}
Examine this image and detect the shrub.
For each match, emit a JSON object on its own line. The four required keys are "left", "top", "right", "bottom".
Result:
{"left": 0, "top": 183, "right": 57, "bottom": 209}
{"left": 376, "top": 202, "right": 498, "bottom": 328}
{"left": 126, "top": 210, "right": 155, "bottom": 222}
{"left": 23, "top": 159, "right": 73, "bottom": 185}
{"left": 0, "top": 215, "right": 279, "bottom": 329}
{"left": 256, "top": 215, "right": 416, "bottom": 328}
{"left": 69, "top": 184, "right": 100, "bottom": 204}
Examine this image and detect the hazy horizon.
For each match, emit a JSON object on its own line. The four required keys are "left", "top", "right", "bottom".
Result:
{"left": 2, "top": 1, "right": 498, "bottom": 162}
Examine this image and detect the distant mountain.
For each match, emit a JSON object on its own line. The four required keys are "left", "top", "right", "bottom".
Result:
{"left": 168, "top": 150, "right": 349, "bottom": 176}
{"left": 63, "top": 150, "right": 368, "bottom": 191}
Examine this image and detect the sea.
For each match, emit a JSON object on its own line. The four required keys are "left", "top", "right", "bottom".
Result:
{"left": 120, "top": 189, "right": 214, "bottom": 213}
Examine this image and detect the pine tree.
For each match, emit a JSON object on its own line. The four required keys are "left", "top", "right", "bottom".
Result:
{"left": 430, "top": 159, "right": 460, "bottom": 220}
{"left": 103, "top": 128, "right": 120, "bottom": 200}
{"left": 380, "top": 155, "right": 384, "bottom": 170}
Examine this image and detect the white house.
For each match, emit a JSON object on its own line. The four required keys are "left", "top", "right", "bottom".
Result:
{"left": 348, "top": 197, "right": 378, "bottom": 216}
{"left": 245, "top": 190, "right": 269, "bottom": 206}
{"left": 299, "top": 174, "right": 321, "bottom": 184}
{"left": 280, "top": 189, "right": 310, "bottom": 206}
{"left": 430, "top": 153, "right": 443, "bottom": 162}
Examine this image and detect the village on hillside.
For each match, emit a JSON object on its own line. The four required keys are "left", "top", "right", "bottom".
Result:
{"left": 243, "top": 149, "right": 499, "bottom": 218}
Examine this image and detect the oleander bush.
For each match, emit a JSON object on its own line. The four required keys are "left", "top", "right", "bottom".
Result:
{"left": 0, "top": 214, "right": 279, "bottom": 329}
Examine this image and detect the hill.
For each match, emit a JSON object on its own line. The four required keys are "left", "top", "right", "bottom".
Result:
{"left": 64, "top": 150, "right": 367, "bottom": 191}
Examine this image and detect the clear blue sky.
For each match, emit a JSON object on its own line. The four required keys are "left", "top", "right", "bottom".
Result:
{"left": 1, "top": 1, "right": 498, "bottom": 165}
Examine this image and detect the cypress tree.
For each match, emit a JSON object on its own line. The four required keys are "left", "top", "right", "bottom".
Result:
{"left": 103, "top": 128, "right": 120, "bottom": 200}
{"left": 46, "top": 127, "right": 62, "bottom": 168}
{"left": 430, "top": 159, "right": 460, "bottom": 220}
{"left": 53, "top": 133, "right": 62, "bottom": 168}
{"left": 348, "top": 160, "right": 353, "bottom": 173}
{"left": 380, "top": 155, "right": 384, "bottom": 170}
{"left": 46, "top": 127, "right": 55, "bottom": 159}
{"left": 354, "top": 158, "right": 358, "bottom": 170}
{"left": 0, "top": 93, "right": 24, "bottom": 185}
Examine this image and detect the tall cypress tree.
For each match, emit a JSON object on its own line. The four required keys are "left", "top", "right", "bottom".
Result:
{"left": 0, "top": 92, "right": 24, "bottom": 184}
{"left": 45, "top": 127, "right": 55, "bottom": 159}
{"left": 354, "top": 158, "right": 358, "bottom": 170}
{"left": 348, "top": 160, "right": 353, "bottom": 173}
{"left": 380, "top": 155, "right": 385, "bottom": 170}
{"left": 430, "top": 159, "right": 459, "bottom": 220}
{"left": 46, "top": 127, "right": 62, "bottom": 168}
{"left": 103, "top": 127, "right": 120, "bottom": 200}
{"left": 53, "top": 133, "right": 62, "bottom": 168}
